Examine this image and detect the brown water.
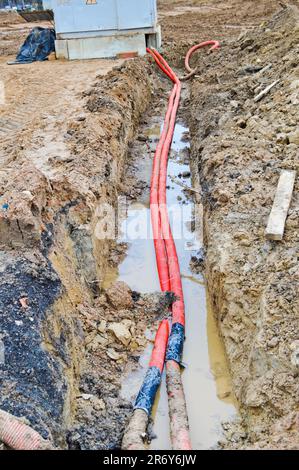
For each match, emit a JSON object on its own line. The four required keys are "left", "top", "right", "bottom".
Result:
{"left": 106, "top": 120, "right": 237, "bottom": 449}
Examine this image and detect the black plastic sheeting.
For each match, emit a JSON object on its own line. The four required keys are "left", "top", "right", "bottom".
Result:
{"left": 12, "top": 27, "right": 55, "bottom": 64}
{"left": 134, "top": 366, "right": 162, "bottom": 415}
{"left": 166, "top": 322, "right": 185, "bottom": 364}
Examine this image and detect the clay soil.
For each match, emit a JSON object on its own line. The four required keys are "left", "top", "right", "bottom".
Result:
{"left": 0, "top": 0, "right": 298, "bottom": 450}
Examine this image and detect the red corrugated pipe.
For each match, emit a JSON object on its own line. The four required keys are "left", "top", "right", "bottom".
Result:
{"left": 147, "top": 47, "right": 190, "bottom": 450}
{"left": 123, "top": 42, "right": 220, "bottom": 451}
{"left": 122, "top": 319, "right": 169, "bottom": 450}
{"left": 0, "top": 409, "right": 54, "bottom": 450}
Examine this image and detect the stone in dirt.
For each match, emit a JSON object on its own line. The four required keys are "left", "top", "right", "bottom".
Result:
{"left": 106, "top": 348, "right": 122, "bottom": 361}
{"left": 106, "top": 281, "right": 133, "bottom": 309}
{"left": 107, "top": 322, "right": 132, "bottom": 346}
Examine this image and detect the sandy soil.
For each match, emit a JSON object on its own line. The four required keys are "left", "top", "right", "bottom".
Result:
{"left": 153, "top": 0, "right": 299, "bottom": 450}
{"left": 0, "top": 10, "right": 52, "bottom": 56}
{"left": 0, "top": 58, "right": 122, "bottom": 165}
{"left": 188, "top": 4, "right": 299, "bottom": 449}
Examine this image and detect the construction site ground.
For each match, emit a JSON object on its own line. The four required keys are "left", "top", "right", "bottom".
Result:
{"left": 0, "top": 0, "right": 298, "bottom": 450}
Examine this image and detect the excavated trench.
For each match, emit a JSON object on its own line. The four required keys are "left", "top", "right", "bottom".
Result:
{"left": 0, "top": 55, "right": 238, "bottom": 450}
{"left": 109, "top": 116, "right": 237, "bottom": 449}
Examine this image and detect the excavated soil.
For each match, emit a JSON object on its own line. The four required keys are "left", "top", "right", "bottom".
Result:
{"left": 155, "top": 0, "right": 298, "bottom": 450}
{"left": 0, "top": 0, "right": 298, "bottom": 450}
{"left": 188, "top": 4, "right": 299, "bottom": 449}
{"left": 0, "top": 54, "right": 174, "bottom": 448}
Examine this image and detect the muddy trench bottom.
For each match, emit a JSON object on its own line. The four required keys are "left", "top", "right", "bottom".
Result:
{"left": 104, "top": 111, "right": 238, "bottom": 450}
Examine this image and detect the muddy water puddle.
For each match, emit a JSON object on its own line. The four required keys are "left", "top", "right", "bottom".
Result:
{"left": 104, "top": 120, "right": 237, "bottom": 449}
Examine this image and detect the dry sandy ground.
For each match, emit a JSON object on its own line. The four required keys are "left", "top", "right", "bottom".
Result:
{"left": 0, "top": 10, "right": 52, "bottom": 56}
{"left": 0, "top": 57, "right": 122, "bottom": 167}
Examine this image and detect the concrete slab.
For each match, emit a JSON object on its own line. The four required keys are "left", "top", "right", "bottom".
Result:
{"left": 55, "top": 32, "right": 147, "bottom": 60}
{"left": 55, "top": 39, "right": 68, "bottom": 60}
{"left": 146, "top": 25, "right": 162, "bottom": 49}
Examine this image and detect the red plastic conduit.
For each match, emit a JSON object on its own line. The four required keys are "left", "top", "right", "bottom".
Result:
{"left": 0, "top": 409, "right": 53, "bottom": 450}
{"left": 146, "top": 43, "right": 220, "bottom": 450}
{"left": 185, "top": 41, "right": 220, "bottom": 73}
{"left": 147, "top": 48, "right": 190, "bottom": 450}
{"left": 122, "top": 319, "right": 169, "bottom": 450}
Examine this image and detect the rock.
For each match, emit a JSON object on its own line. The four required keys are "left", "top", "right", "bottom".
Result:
{"left": 121, "top": 319, "right": 133, "bottom": 328}
{"left": 94, "top": 398, "right": 106, "bottom": 411}
{"left": 81, "top": 394, "right": 93, "bottom": 401}
{"left": 230, "top": 100, "right": 240, "bottom": 109}
{"left": 181, "top": 131, "right": 189, "bottom": 142}
{"left": 107, "top": 322, "right": 131, "bottom": 346}
{"left": 98, "top": 320, "right": 107, "bottom": 333}
{"left": 129, "top": 341, "right": 139, "bottom": 351}
{"left": 217, "top": 191, "right": 230, "bottom": 204}
{"left": 97, "top": 334, "right": 110, "bottom": 346}
{"left": 106, "top": 281, "right": 133, "bottom": 309}
{"left": 85, "top": 331, "right": 97, "bottom": 345}
{"left": 290, "top": 340, "right": 299, "bottom": 351}
{"left": 288, "top": 130, "right": 299, "bottom": 145}
{"left": 122, "top": 319, "right": 135, "bottom": 335}
{"left": 237, "top": 117, "right": 247, "bottom": 129}
{"left": 136, "top": 336, "right": 147, "bottom": 347}
{"left": 268, "top": 336, "right": 279, "bottom": 348}
{"left": 245, "top": 382, "right": 267, "bottom": 407}
{"left": 179, "top": 171, "right": 191, "bottom": 178}
{"left": 106, "top": 348, "right": 121, "bottom": 361}
{"left": 290, "top": 79, "right": 299, "bottom": 90}
{"left": 276, "top": 133, "right": 289, "bottom": 144}
{"left": 89, "top": 334, "right": 109, "bottom": 351}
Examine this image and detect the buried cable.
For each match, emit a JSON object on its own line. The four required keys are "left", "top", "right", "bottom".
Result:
{"left": 122, "top": 319, "right": 169, "bottom": 450}
{"left": 122, "top": 42, "right": 220, "bottom": 451}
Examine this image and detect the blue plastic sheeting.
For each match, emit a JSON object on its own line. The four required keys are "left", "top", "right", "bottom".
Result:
{"left": 134, "top": 366, "right": 162, "bottom": 415}
{"left": 165, "top": 322, "right": 185, "bottom": 364}
{"left": 13, "top": 27, "right": 55, "bottom": 64}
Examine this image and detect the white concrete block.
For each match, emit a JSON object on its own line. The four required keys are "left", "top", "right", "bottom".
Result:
{"left": 55, "top": 39, "right": 68, "bottom": 60}
{"left": 146, "top": 25, "right": 162, "bottom": 49}
{"left": 55, "top": 33, "right": 147, "bottom": 60}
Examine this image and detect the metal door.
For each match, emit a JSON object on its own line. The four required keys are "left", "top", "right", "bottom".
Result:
{"left": 117, "top": 0, "right": 157, "bottom": 30}
{"left": 53, "top": 0, "right": 118, "bottom": 34}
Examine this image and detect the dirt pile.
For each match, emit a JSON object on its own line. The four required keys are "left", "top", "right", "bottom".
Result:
{"left": 0, "top": 11, "right": 27, "bottom": 56}
{"left": 158, "top": 0, "right": 282, "bottom": 66}
{"left": 0, "top": 11, "right": 25, "bottom": 26}
{"left": 189, "top": 4, "right": 299, "bottom": 449}
{"left": 67, "top": 283, "right": 173, "bottom": 449}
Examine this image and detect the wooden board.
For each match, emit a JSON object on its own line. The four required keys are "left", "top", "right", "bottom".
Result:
{"left": 265, "top": 170, "right": 296, "bottom": 241}
{"left": 18, "top": 10, "right": 54, "bottom": 23}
